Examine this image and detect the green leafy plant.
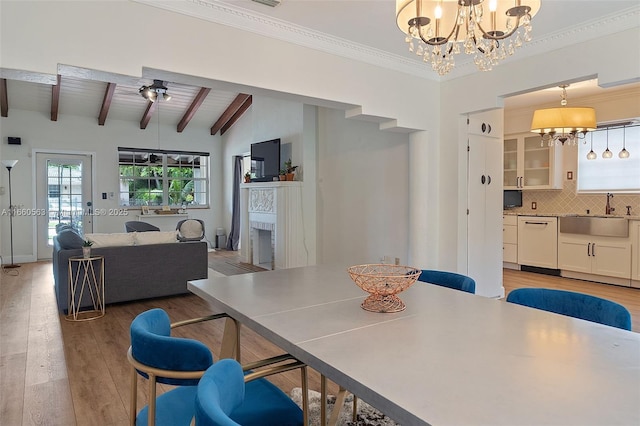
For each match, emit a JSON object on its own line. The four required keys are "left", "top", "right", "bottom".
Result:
{"left": 82, "top": 240, "right": 93, "bottom": 247}
{"left": 284, "top": 158, "right": 297, "bottom": 174}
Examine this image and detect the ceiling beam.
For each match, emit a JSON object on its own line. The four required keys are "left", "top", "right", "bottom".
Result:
{"left": 177, "top": 87, "right": 211, "bottom": 133}
{"left": 98, "top": 82, "right": 116, "bottom": 126}
{"left": 51, "top": 74, "right": 61, "bottom": 121}
{"left": 211, "top": 93, "right": 251, "bottom": 135}
{"left": 221, "top": 95, "right": 252, "bottom": 135}
{"left": 0, "top": 79, "right": 7, "bottom": 117}
{"left": 140, "top": 101, "right": 157, "bottom": 129}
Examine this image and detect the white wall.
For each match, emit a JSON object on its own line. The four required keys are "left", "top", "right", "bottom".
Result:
{"left": 0, "top": 108, "right": 222, "bottom": 261}
{"left": 317, "top": 107, "right": 410, "bottom": 266}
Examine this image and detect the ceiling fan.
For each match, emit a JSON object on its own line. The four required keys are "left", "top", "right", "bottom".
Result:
{"left": 139, "top": 79, "right": 171, "bottom": 102}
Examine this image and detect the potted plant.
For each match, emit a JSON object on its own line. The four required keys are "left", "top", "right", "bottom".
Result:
{"left": 82, "top": 240, "right": 93, "bottom": 258}
{"left": 284, "top": 158, "right": 297, "bottom": 181}
{"left": 279, "top": 168, "right": 287, "bottom": 181}
{"left": 244, "top": 171, "right": 251, "bottom": 183}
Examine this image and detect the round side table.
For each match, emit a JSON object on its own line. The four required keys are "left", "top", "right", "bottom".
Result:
{"left": 66, "top": 255, "right": 105, "bottom": 321}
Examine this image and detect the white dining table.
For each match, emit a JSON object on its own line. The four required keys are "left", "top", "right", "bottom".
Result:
{"left": 188, "top": 264, "right": 640, "bottom": 426}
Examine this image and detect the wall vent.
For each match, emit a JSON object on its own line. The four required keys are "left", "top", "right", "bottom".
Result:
{"left": 251, "top": 0, "right": 281, "bottom": 7}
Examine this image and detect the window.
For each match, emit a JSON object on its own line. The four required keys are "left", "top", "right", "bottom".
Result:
{"left": 118, "top": 148, "right": 209, "bottom": 207}
{"left": 577, "top": 125, "right": 640, "bottom": 193}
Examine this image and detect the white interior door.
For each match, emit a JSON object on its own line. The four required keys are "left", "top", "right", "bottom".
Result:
{"left": 36, "top": 153, "right": 93, "bottom": 259}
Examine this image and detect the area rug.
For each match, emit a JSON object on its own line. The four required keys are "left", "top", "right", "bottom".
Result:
{"left": 290, "top": 388, "right": 400, "bottom": 426}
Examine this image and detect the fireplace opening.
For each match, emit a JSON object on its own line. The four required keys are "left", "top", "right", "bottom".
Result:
{"left": 252, "top": 227, "right": 274, "bottom": 270}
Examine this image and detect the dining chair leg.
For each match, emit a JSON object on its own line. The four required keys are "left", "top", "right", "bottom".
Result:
{"left": 130, "top": 366, "right": 137, "bottom": 426}
{"left": 148, "top": 374, "right": 157, "bottom": 426}
{"left": 301, "top": 366, "right": 309, "bottom": 426}
{"left": 320, "top": 374, "right": 327, "bottom": 426}
{"left": 352, "top": 395, "right": 358, "bottom": 422}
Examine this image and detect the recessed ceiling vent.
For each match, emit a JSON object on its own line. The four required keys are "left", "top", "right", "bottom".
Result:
{"left": 251, "top": 0, "right": 281, "bottom": 7}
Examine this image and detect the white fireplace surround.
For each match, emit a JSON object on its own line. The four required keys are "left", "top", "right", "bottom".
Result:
{"left": 240, "top": 181, "right": 308, "bottom": 270}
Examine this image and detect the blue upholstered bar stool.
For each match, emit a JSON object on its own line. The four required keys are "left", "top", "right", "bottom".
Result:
{"left": 417, "top": 270, "right": 476, "bottom": 294}
{"left": 506, "top": 288, "right": 632, "bottom": 330}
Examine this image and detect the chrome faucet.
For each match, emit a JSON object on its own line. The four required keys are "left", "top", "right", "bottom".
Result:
{"left": 605, "top": 193, "right": 615, "bottom": 215}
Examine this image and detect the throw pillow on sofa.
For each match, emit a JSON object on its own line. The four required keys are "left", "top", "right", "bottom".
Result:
{"left": 85, "top": 233, "right": 136, "bottom": 248}
{"left": 134, "top": 230, "right": 178, "bottom": 245}
{"left": 57, "top": 228, "right": 84, "bottom": 249}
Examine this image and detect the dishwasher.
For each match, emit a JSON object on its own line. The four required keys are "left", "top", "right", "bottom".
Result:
{"left": 517, "top": 216, "right": 558, "bottom": 269}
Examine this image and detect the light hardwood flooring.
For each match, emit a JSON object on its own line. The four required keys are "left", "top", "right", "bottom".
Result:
{"left": 1, "top": 254, "right": 638, "bottom": 425}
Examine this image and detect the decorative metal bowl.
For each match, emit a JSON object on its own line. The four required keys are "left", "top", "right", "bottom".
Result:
{"left": 347, "top": 264, "right": 421, "bottom": 313}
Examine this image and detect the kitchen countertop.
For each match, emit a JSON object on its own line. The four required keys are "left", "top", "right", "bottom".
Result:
{"left": 503, "top": 212, "right": 640, "bottom": 220}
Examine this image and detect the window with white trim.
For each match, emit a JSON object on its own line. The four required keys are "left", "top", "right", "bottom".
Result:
{"left": 577, "top": 124, "right": 640, "bottom": 193}
{"left": 118, "top": 148, "right": 209, "bottom": 207}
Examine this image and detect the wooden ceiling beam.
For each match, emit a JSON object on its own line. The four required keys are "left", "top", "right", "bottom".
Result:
{"left": 51, "top": 74, "right": 61, "bottom": 121}
{"left": 0, "top": 79, "right": 8, "bottom": 117}
{"left": 177, "top": 87, "right": 211, "bottom": 133}
{"left": 98, "top": 82, "right": 116, "bottom": 126}
{"left": 211, "top": 93, "right": 251, "bottom": 135}
{"left": 220, "top": 95, "right": 252, "bottom": 136}
{"left": 140, "top": 101, "right": 157, "bottom": 129}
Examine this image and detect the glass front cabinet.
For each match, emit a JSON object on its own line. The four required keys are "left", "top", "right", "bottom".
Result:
{"left": 503, "top": 133, "right": 563, "bottom": 190}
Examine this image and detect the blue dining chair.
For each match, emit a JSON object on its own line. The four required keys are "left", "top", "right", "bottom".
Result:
{"left": 506, "top": 288, "right": 632, "bottom": 331}
{"left": 195, "top": 358, "right": 305, "bottom": 426}
{"left": 128, "top": 308, "right": 308, "bottom": 426}
{"left": 417, "top": 269, "right": 476, "bottom": 294}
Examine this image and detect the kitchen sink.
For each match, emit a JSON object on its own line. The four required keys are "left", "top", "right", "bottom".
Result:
{"left": 559, "top": 216, "right": 629, "bottom": 237}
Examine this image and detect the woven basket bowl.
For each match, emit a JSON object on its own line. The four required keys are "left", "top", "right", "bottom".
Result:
{"left": 347, "top": 264, "right": 421, "bottom": 312}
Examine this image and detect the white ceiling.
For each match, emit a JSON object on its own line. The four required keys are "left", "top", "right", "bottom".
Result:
{"left": 142, "top": 0, "right": 640, "bottom": 106}
{"left": 3, "top": 0, "right": 639, "bottom": 129}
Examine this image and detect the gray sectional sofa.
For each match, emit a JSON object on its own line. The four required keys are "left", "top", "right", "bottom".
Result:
{"left": 52, "top": 229, "right": 208, "bottom": 313}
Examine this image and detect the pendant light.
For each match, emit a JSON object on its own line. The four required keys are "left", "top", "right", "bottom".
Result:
{"left": 619, "top": 126, "right": 630, "bottom": 158}
{"left": 586, "top": 133, "right": 597, "bottom": 160}
{"left": 602, "top": 128, "right": 613, "bottom": 158}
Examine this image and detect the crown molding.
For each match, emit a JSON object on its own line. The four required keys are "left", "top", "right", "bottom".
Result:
{"left": 134, "top": 1, "right": 639, "bottom": 83}
{"left": 444, "top": 5, "right": 640, "bottom": 80}
{"left": 132, "top": 0, "right": 437, "bottom": 80}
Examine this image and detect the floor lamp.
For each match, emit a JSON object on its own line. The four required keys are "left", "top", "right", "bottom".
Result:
{"left": 2, "top": 159, "right": 20, "bottom": 269}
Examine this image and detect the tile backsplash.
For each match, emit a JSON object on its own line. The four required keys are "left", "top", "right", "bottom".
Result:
{"left": 505, "top": 180, "right": 640, "bottom": 216}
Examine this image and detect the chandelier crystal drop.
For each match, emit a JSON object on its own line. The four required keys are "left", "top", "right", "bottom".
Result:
{"left": 530, "top": 85, "right": 597, "bottom": 147}
{"left": 396, "top": 0, "right": 540, "bottom": 76}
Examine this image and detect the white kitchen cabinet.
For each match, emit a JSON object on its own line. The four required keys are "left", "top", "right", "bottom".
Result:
{"left": 628, "top": 221, "right": 640, "bottom": 286}
{"left": 558, "top": 233, "right": 631, "bottom": 280}
{"left": 503, "top": 215, "right": 518, "bottom": 264}
{"left": 467, "top": 109, "right": 504, "bottom": 298}
{"left": 504, "top": 133, "right": 562, "bottom": 190}
{"left": 517, "top": 216, "right": 558, "bottom": 269}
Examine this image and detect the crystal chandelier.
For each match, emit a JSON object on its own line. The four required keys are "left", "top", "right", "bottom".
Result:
{"left": 396, "top": 0, "right": 540, "bottom": 76}
{"left": 530, "top": 85, "right": 597, "bottom": 146}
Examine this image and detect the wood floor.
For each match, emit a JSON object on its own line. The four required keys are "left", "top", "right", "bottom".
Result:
{"left": 1, "top": 253, "right": 638, "bottom": 425}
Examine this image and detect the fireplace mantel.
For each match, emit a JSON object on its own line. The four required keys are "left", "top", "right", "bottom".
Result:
{"left": 240, "top": 181, "right": 308, "bottom": 270}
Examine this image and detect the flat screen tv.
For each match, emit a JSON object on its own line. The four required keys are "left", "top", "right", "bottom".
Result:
{"left": 503, "top": 190, "right": 523, "bottom": 209}
{"left": 251, "top": 139, "right": 281, "bottom": 182}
